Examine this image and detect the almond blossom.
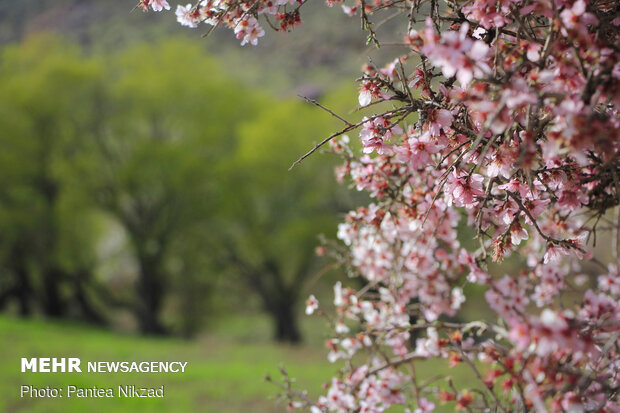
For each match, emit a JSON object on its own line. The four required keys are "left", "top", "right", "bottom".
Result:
{"left": 305, "top": 295, "right": 319, "bottom": 315}
{"left": 137, "top": 1, "right": 620, "bottom": 411}
{"left": 175, "top": 4, "right": 200, "bottom": 28}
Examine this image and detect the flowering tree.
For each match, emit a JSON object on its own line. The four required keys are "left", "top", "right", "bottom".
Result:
{"left": 137, "top": 0, "right": 618, "bottom": 411}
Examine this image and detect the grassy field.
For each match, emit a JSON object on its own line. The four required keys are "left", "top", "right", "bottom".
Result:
{"left": 0, "top": 315, "right": 479, "bottom": 412}
{"left": 0, "top": 315, "right": 337, "bottom": 413}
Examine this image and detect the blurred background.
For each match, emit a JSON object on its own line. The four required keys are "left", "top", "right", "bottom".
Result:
{"left": 0, "top": 1, "right": 378, "bottom": 412}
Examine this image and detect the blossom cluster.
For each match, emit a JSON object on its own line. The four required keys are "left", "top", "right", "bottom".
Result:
{"left": 140, "top": 0, "right": 305, "bottom": 45}
{"left": 140, "top": 0, "right": 619, "bottom": 411}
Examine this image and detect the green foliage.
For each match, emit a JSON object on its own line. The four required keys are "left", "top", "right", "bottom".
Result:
{"left": 213, "top": 93, "right": 360, "bottom": 341}
{"left": 227, "top": 99, "right": 340, "bottom": 268}
{"left": 0, "top": 35, "right": 105, "bottom": 317}
{"left": 75, "top": 39, "right": 256, "bottom": 335}
{"left": 0, "top": 35, "right": 358, "bottom": 339}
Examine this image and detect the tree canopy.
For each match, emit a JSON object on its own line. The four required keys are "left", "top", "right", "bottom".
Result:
{"left": 0, "top": 35, "right": 354, "bottom": 340}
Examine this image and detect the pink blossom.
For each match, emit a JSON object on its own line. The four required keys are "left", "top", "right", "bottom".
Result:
{"left": 598, "top": 265, "right": 620, "bottom": 296}
{"left": 151, "top": 1, "right": 620, "bottom": 410}
{"left": 358, "top": 88, "right": 372, "bottom": 107}
{"left": 421, "top": 21, "right": 491, "bottom": 86}
{"left": 462, "top": 0, "right": 511, "bottom": 29}
{"left": 426, "top": 108, "right": 453, "bottom": 136}
{"left": 359, "top": 116, "right": 403, "bottom": 155}
{"left": 445, "top": 171, "right": 484, "bottom": 209}
{"left": 509, "top": 323, "right": 531, "bottom": 350}
{"left": 543, "top": 244, "right": 571, "bottom": 264}
{"left": 509, "top": 221, "right": 528, "bottom": 246}
{"left": 558, "top": 188, "right": 587, "bottom": 210}
{"left": 560, "top": 0, "right": 588, "bottom": 29}
{"left": 498, "top": 179, "right": 530, "bottom": 198}
{"left": 234, "top": 17, "right": 265, "bottom": 46}
{"left": 526, "top": 42, "right": 542, "bottom": 62}
{"left": 358, "top": 81, "right": 380, "bottom": 107}
{"left": 396, "top": 130, "right": 439, "bottom": 170}
{"left": 413, "top": 397, "right": 435, "bottom": 413}
{"left": 150, "top": 0, "right": 170, "bottom": 11}
{"left": 305, "top": 295, "right": 319, "bottom": 315}
{"left": 175, "top": 4, "right": 199, "bottom": 28}
{"left": 451, "top": 287, "right": 465, "bottom": 310}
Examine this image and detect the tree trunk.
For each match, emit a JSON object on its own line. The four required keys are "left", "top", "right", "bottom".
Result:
{"left": 225, "top": 250, "right": 303, "bottom": 344}
{"left": 73, "top": 269, "right": 106, "bottom": 325}
{"left": 269, "top": 298, "right": 301, "bottom": 344}
{"left": 38, "top": 164, "right": 64, "bottom": 318}
{"left": 15, "top": 263, "right": 32, "bottom": 316}
{"left": 42, "top": 267, "right": 65, "bottom": 317}
{"left": 6, "top": 245, "right": 33, "bottom": 316}
{"left": 136, "top": 254, "right": 166, "bottom": 335}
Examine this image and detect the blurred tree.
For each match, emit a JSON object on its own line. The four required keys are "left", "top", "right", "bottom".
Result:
{"left": 215, "top": 99, "right": 348, "bottom": 343}
{"left": 80, "top": 41, "right": 252, "bottom": 335}
{"left": 0, "top": 36, "right": 358, "bottom": 342}
{"left": 0, "top": 35, "right": 105, "bottom": 321}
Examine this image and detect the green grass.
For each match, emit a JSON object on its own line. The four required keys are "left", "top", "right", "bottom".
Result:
{"left": 0, "top": 315, "right": 335, "bottom": 413}
{"left": 0, "top": 315, "right": 486, "bottom": 412}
